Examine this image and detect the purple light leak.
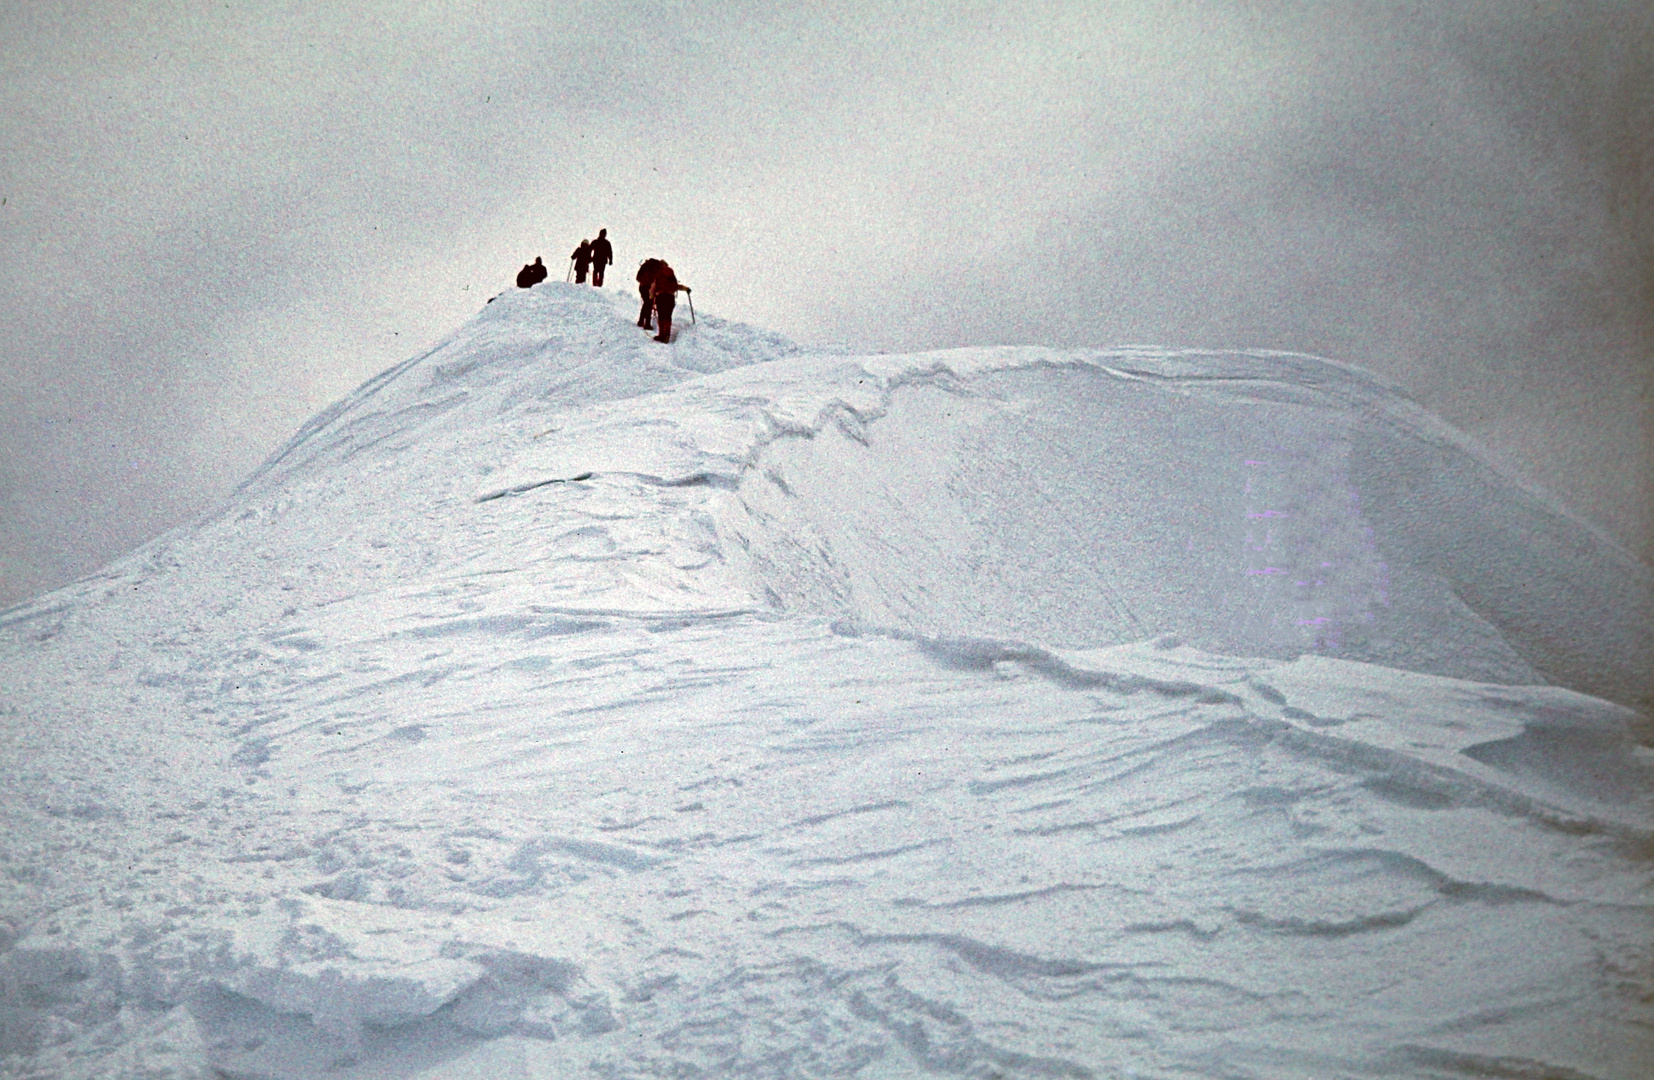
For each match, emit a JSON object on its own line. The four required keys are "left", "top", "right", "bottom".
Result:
{"left": 1237, "top": 437, "right": 1389, "bottom": 655}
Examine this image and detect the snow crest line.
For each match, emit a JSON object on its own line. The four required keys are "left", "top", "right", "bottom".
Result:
{"left": 840, "top": 623, "right": 1240, "bottom": 703}
{"left": 857, "top": 623, "right": 1652, "bottom": 840}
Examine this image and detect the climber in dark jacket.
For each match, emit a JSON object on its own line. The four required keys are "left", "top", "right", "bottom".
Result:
{"left": 635, "top": 258, "right": 665, "bottom": 328}
{"left": 589, "top": 229, "right": 613, "bottom": 287}
{"left": 571, "top": 240, "right": 592, "bottom": 284}
{"left": 516, "top": 257, "right": 547, "bottom": 289}
{"left": 649, "top": 261, "right": 690, "bottom": 343}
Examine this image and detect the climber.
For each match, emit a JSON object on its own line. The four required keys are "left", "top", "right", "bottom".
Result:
{"left": 635, "top": 258, "right": 665, "bottom": 328}
{"left": 571, "top": 239, "right": 592, "bottom": 285}
{"left": 589, "top": 229, "right": 613, "bottom": 287}
{"left": 516, "top": 257, "right": 547, "bottom": 289}
{"left": 648, "top": 260, "right": 690, "bottom": 343}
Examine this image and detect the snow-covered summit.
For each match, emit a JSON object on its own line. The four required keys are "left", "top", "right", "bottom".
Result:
{"left": 2, "top": 284, "right": 1650, "bottom": 1079}
{"left": 226, "top": 281, "right": 1652, "bottom": 715}
{"left": 238, "top": 282, "right": 806, "bottom": 497}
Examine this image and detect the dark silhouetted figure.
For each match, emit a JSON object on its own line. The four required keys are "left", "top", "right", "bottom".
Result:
{"left": 649, "top": 261, "right": 690, "bottom": 343}
{"left": 516, "top": 256, "right": 547, "bottom": 289}
{"left": 589, "top": 229, "right": 613, "bottom": 287}
{"left": 635, "top": 258, "right": 665, "bottom": 328}
{"left": 571, "top": 239, "right": 592, "bottom": 284}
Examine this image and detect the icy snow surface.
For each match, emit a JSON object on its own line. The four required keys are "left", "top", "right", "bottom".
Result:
{"left": 2, "top": 282, "right": 1651, "bottom": 1079}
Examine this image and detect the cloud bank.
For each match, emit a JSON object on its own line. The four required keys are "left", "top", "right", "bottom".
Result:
{"left": 2, "top": 0, "right": 1649, "bottom": 605}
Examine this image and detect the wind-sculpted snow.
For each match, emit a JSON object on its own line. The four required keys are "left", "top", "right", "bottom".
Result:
{"left": 238, "top": 284, "right": 806, "bottom": 498}
{"left": 1, "top": 282, "right": 1649, "bottom": 1078}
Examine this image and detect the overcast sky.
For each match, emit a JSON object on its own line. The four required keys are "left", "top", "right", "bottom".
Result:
{"left": 3, "top": 0, "right": 1650, "bottom": 607}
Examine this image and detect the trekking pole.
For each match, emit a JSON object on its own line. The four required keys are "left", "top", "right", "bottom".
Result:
{"left": 566, "top": 258, "right": 574, "bottom": 283}
{"left": 687, "top": 290, "right": 696, "bottom": 325}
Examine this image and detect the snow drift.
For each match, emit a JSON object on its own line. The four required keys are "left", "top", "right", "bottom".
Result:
{"left": 1, "top": 282, "right": 1650, "bottom": 1079}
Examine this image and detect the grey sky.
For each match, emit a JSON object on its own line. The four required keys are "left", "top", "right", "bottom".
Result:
{"left": 3, "top": 1, "right": 1650, "bottom": 607}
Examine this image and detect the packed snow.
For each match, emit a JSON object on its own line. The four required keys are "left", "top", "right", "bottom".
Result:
{"left": 2, "top": 282, "right": 1650, "bottom": 1079}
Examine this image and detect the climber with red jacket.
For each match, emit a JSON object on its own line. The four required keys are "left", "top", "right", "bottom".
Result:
{"left": 647, "top": 260, "right": 690, "bottom": 343}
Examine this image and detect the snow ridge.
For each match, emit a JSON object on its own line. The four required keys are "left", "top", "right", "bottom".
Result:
{"left": 1, "top": 284, "right": 1649, "bottom": 1079}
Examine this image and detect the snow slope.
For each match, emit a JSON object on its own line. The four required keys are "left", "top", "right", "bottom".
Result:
{"left": 1, "top": 282, "right": 1650, "bottom": 1079}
